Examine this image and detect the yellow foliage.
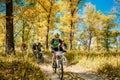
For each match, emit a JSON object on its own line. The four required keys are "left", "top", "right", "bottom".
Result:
{"left": 108, "top": 14, "right": 116, "bottom": 20}
{"left": 103, "top": 23, "right": 108, "bottom": 28}
{"left": 0, "top": 33, "right": 5, "bottom": 45}
{"left": 64, "top": 13, "right": 72, "bottom": 20}
{"left": 0, "top": 22, "right": 3, "bottom": 27}
{"left": 59, "top": 26, "right": 70, "bottom": 33}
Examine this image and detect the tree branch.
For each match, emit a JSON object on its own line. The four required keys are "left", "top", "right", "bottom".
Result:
{"left": 72, "top": 0, "right": 82, "bottom": 16}
{"left": 38, "top": 1, "right": 48, "bottom": 12}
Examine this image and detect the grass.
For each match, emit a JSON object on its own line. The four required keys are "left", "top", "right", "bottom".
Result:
{"left": 0, "top": 50, "right": 49, "bottom": 80}
{"left": 64, "top": 50, "right": 120, "bottom": 79}
{"left": 23, "top": 49, "right": 120, "bottom": 79}
{"left": 65, "top": 50, "right": 79, "bottom": 65}
{"left": 97, "top": 63, "right": 120, "bottom": 80}
{"left": 43, "top": 50, "right": 52, "bottom": 57}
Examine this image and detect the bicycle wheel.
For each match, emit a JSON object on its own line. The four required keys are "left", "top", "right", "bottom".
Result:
{"left": 58, "top": 61, "right": 63, "bottom": 80}
{"left": 38, "top": 52, "right": 42, "bottom": 59}
{"left": 41, "top": 55, "right": 44, "bottom": 63}
{"left": 53, "top": 62, "right": 57, "bottom": 73}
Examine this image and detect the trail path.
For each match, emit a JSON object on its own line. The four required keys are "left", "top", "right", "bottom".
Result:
{"left": 39, "top": 55, "right": 103, "bottom": 80}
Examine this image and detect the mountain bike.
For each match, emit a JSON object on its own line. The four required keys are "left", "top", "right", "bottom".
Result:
{"left": 52, "top": 51, "right": 67, "bottom": 80}
{"left": 34, "top": 50, "right": 44, "bottom": 63}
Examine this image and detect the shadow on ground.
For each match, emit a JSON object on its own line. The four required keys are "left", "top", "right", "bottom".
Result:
{"left": 64, "top": 71, "right": 85, "bottom": 80}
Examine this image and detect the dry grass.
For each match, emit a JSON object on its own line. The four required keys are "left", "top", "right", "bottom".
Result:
{"left": 0, "top": 50, "right": 49, "bottom": 80}
{"left": 64, "top": 50, "right": 120, "bottom": 79}
{"left": 97, "top": 63, "right": 120, "bottom": 80}
{"left": 15, "top": 49, "right": 120, "bottom": 79}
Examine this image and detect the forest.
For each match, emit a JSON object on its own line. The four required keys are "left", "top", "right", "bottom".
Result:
{"left": 0, "top": 0, "right": 120, "bottom": 80}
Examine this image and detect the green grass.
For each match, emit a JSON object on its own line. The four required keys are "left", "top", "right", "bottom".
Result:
{"left": 0, "top": 50, "right": 48, "bottom": 80}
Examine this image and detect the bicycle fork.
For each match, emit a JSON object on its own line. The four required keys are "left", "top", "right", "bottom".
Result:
{"left": 56, "top": 59, "right": 62, "bottom": 68}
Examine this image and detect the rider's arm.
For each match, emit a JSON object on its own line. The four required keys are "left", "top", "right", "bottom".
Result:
{"left": 59, "top": 39, "right": 64, "bottom": 47}
{"left": 50, "top": 39, "right": 54, "bottom": 48}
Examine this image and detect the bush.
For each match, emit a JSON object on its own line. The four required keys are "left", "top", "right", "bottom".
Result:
{"left": 0, "top": 51, "right": 48, "bottom": 80}
{"left": 0, "top": 60, "right": 48, "bottom": 80}
{"left": 64, "top": 50, "right": 120, "bottom": 80}
{"left": 43, "top": 50, "right": 52, "bottom": 57}
{"left": 65, "top": 50, "right": 79, "bottom": 65}
{"left": 97, "top": 63, "right": 120, "bottom": 80}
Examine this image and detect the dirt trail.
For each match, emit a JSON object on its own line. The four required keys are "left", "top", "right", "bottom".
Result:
{"left": 39, "top": 55, "right": 103, "bottom": 80}
{"left": 66, "top": 66, "right": 102, "bottom": 80}
{"left": 40, "top": 63, "right": 85, "bottom": 80}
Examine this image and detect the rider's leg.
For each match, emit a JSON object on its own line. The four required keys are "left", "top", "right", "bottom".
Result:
{"left": 51, "top": 48, "right": 55, "bottom": 66}
{"left": 52, "top": 53, "right": 56, "bottom": 64}
{"left": 51, "top": 48, "right": 58, "bottom": 67}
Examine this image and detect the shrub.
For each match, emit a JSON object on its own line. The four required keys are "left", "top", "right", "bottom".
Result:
{"left": 97, "top": 63, "right": 120, "bottom": 80}
{"left": 65, "top": 50, "right": 79, "bottom": 65}
{"left": 0, "top": 60, "right": 48, "bottom": 80}
{"left": 43, "top": 50, "right": 52, "bottom": 57}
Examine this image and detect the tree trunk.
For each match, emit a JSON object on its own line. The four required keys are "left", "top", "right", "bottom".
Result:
{"left": 70, "top": 21, "right": 73, "bottom": 50}
{"left": 105, "top": 31, "right": 109, "bottom": 52}
{"left": 105, "top": 39, "right": 109, "bottom": 52}
{"left": 88, "top": 31, "right": 92, "bottom": 51}
{"left": 46, "top": 5, "right": 52, "bottom": 49}
{"left": 115, "top": 33, "right": 118, "bottom": 53}
{"left": 6, "top": 0, "right": 15, "bottom": 54}
{"left": 70, "top": 1, "right": 73, "bottom": 50}
{"left": 22, "top": 20, "right": 25, "bottom": 43}
{"left": 96, "top": 38, "right": 100, "bottom": 51}
{"left": 69, "top": 0, "right": 81, "bottom": 50}
{"left": 46, "top": 26, "right": 49, "bottom": 49}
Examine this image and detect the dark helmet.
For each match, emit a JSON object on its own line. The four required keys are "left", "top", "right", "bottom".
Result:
{"left": 33, "top": 43, "right": 37, "bottom": 46}
{"left": 38, "top": 42, "right": 41, "bottom": 45}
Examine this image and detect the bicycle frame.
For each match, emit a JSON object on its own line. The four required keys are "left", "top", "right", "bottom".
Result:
{"left": 53, "top": 51, "right": 67, "bottom": 80}
{"left": 55, "top": 51, "right": 65, "bottom": 66}
{"left": 33, "top": 50, "right": 44, "bottom": 62}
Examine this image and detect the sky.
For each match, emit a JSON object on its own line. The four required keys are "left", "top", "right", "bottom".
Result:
{"left": 0, "top": 0, "right": 116, "bottom": 15}
{"left": 83, "top": 0, "right": 120, "bottom": 31}
{"left": 86, "top": 0, "right": 115, "bottom": 14}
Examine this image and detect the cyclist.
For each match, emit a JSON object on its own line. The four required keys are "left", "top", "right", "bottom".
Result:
{"left": 37, "top": 42, "right": 43, "bottom": 52}
{"left": 37, "top": 42, "right": 43, "bottom": 59}
{"left": 21, "top": 42, "right": 27, "bottom": 53}
{"left": 32, "top": 43, "right": 38, "bottom": 55}
{"left": 50, "top": 33, "right": 65, "bottom": 67}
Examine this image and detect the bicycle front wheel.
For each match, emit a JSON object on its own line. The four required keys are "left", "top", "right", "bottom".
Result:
{"left": 53, "top": 62, "right": 57, "bottom": 73}
{"left": 58, "top": 61, "right": 63, "bottom": 80}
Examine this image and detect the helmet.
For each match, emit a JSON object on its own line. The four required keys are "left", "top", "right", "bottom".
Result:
{"left": 38, "top": 42, "right": 41, "bottom": 45}
{"left": 54, "top": 33, "right": 60, "bottom": 38}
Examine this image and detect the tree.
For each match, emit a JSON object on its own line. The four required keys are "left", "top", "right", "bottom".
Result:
{"left": 28, "top": 0, "right": 59, "bottom": 49}
{"left": 112, "top": 0, "right": 120, "bottom": 23}
{"left": 13, "top": 2, "right": 40, "bottom": 46}
{"left": 69, "top": 0, "right": 82, "bottom": 50}
{"left": 111, "top": 29, "right": 120, "bottom": 52}
{"left": 6, "top": 0, "right": 15, "bottom": 54}
{"left": 0, "top": 13, "right": 6, "bottom": 48}
{"left": 83, "top": 3, "right": 102, "bottom": 51}
{"left": 58, "top": 0, "right": 83, "bottom": 50}
{"left": 100, "top": 14, "right": 117, "bottom": 52}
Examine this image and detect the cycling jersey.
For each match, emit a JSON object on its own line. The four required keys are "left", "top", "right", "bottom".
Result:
{"left": 37, "top": 44, "right": 42, "bottom": 51}
{"left": 51, "top": 39, "right": 62, "bottom": 48}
